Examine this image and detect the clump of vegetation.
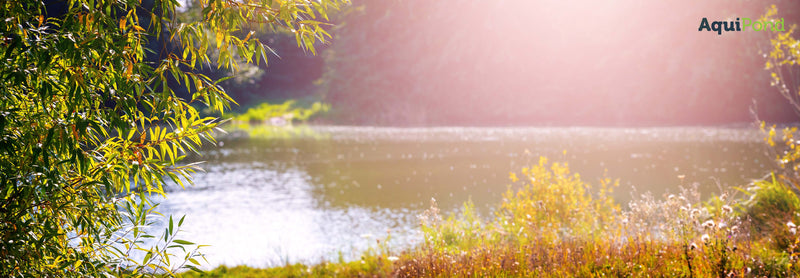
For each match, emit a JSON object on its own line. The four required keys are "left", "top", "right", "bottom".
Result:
{"left": 226, "top": 101, "right": 330, "bottom": 125}
{"left": 419, "top": 157, "right": 619, "bottom": 252}
{"left": 742, "top": 175, "right": 800, "bottom": 249}
{"left": 217, "top": 101, "right": 330, "bottom": 140}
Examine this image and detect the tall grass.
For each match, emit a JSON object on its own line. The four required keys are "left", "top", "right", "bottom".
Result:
{"left": 399, "top": 158, "right": 756, "bottom": 277}
{"left": 182, "top": 157, "right": 800, "bottom": 277}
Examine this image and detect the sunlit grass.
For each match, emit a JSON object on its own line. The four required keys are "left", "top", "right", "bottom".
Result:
{"left": 224, "top": 100, "right": 330, "bottom": 124}
{"left": 180, "top": 157, "right": 800, "bottom": 277}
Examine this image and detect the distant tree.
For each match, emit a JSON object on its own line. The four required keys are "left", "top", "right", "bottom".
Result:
{"left": 0, "top": 0, "right": 344, "bottom": 276}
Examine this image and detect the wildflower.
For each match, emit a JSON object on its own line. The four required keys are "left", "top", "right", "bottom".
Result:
{"left": 621, "top": 217, "right": 629, "bottom": 226}
{"left": 690, "top": 243, "right": 698, "bottom": 250}
{"left": 536, "top": 200, "right": 544, "bottom": 209}
{"left": 702, "top": 220, "right": 715, "bottom": 229}
{"left": 720, "top": 193, "right": 728, "bottom": 201}
{"left": 731, "top": 225, "right": 739, "bottom": 235}
{"left": 690, "top": 209, "right": 700, "bottom": 218}
{"left": 721, "top": 205, "right": 733, "bottom": 214}
{"left": 788, "top": 221, "right": 796, "bottom": 229}
{"left": 668, "top": 194, "right": 676, "bottom": 201}
{"left": 701, "top": 234, "right": 710, "bottom": 243}
{"left": 387, "top": 256, "right": 399, "bottom": 262}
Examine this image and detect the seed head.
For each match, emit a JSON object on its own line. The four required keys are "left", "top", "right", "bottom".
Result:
{"left": 721, "top": 205, "right": 733, "bottom": 214}
{"left": 690, "top": 209, "right": 700, "bottom": 219}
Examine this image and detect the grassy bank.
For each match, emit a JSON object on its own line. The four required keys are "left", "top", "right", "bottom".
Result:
{"left": 181, "top": 157, "right": 800, "bottom": 277}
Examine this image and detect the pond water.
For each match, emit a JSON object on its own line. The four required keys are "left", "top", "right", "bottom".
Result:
{"left": 154, "top": 126, "right": 773, "bottom": 268}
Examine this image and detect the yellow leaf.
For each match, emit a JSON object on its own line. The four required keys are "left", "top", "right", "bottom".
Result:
{"left": 120, "top": 18, "right": 126, "bottom": 30}
{"left": 125, "top": 59, "right": 133, "bottom": 78}
{"left": 215, "top": 30, "right": 223, "bottom": 48}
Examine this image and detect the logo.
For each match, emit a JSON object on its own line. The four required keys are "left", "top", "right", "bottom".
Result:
{"left": 698, "top": 17, "right": 785, "bottom": 35}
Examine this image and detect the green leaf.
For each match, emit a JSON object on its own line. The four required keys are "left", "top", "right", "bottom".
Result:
{"left": 142, "top": 251, "right": 153, "bottom": 265}
{"left": 172, "top": 239, "right": 195, "bottom": 245}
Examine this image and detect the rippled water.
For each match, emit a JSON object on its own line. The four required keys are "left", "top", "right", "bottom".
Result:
{"left": 153, "top": 126, "right": 772, "bottom": 268}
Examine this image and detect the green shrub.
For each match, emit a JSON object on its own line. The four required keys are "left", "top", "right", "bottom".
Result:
{"left": 741, "top": 174, "right": 800, "bottom": 250}
{"left": 227, "top": 101, "right": 330, "bottom": 124}
{"left": 497, "top": 157, "right": 619, "bottom": 243}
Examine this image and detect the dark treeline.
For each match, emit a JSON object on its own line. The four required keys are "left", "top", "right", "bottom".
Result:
{"left": 219, "top": 0, "right": 800, "bottom": 126}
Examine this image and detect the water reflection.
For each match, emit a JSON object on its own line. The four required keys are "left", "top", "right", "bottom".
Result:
{"left": 157, "top": 126, "right": 772, "bottom": 268}
{"left": 155, "top": 162, "right": 418, "bottom": 268}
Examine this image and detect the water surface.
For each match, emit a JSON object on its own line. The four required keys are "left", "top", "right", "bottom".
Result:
{"left": 156, "top": 126, "right": 772, "bottom": 268}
